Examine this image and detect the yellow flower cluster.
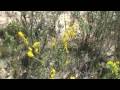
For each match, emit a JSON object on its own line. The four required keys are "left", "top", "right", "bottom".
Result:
{"left": 50, "top": 66, "right": 56, "bottom": 79}
{"left": 106, "top": 60, "right": 120, "bottom": 76}
{"left": 17, "top": 31, "right": 41, "bottom": 58}
{"left": 27, "top": 49, "right": 34, "bottom": 58}
{"left": 62, "top": 24, "right": 77, "bottom": 53}
{"left": 32, "top": 41, "right": 41, "bottom": 54}
{"left": 26, "top": 41, "right": 41, "bottom": 58}
{"left": 17, "top": 31, "right": 29, "bottom": 45}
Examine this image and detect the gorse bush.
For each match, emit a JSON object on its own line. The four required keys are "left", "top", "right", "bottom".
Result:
{"left": 0, "top": 11, "right": 120, "bottom": 79}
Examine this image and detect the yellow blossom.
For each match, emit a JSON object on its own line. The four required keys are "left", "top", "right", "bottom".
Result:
{"left": 17, "top": 31, "right": 29, "bottom": 45}
{"left": 18, "top": 31, "right": 25, "bottom": 38}
{"left": 32, "top": 42, "right": 40, "bottom": 48}
{"left": 27, "top": 50, "right": 34, "bottom": 58}
{"left": 32, "top": 41, "right": 41, "bottom": 54}
{"left": 34, "top": 48, "right": 39, "bottom": 54}
{"left": 50, "top": 66, "right": 56, "bottom": 79}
